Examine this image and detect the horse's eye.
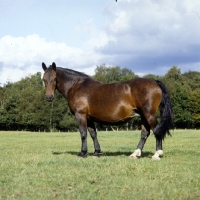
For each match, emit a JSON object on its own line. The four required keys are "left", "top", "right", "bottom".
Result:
{"left": 54, "top": 78, "right": 57, "bottom": 81}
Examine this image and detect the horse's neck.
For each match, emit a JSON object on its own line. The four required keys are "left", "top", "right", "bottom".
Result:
{"left": 56, "top": 68, "right": 81, "bottom": 99}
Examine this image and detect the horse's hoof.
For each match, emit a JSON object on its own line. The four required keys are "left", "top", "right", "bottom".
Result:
{"left": 77, "top": 155, "right": 87, "bottom": 158}
{"left": 93, "top": 151, "right": 102, "bottom": 157}
{"left": 151, "top": 150, "right": 163, "bottom": 160}
{"left": 129, "top": 149, "right": 141, "bottom": 159}
{"left": 129, "top": 155, "right": 139, "bottom": 159}
{"left": 77, "top": 152, "right": 87, "bottom": 158}
{"left": 151, "top": 155, "right": 160, "bottom": 160}
{"left": 152, "top": 156, "right": 161, "bottom": 161}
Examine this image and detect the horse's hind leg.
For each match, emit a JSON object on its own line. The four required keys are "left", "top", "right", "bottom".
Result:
{"left": 144, "top": 115, "right": 164, "bottom": 160}
{"left": 152, "top": 138, "right": 163, "bottom": 160}
{"left": 142, "top": 114, "right": 163, "bottom": 160}
{"left": 142, "top": 114, "right": 164, "bottom": 160}
{"left": 87, "top": 119, "right": 101, "bottom": 157}
{"left": 130, "top": 117, "right": 150, "bottom": 159}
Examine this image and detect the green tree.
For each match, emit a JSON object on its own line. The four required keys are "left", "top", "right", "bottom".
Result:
{"left": 170, "top": 83, "right": 192, "bottom": 128}
{"left": 188, "top": 89, "right": 200, "bottom": 128}
{"left": 3, "top": 93, "right": 20, "bottom": 130}
{"left": 182, "top": 71, "right": 200, "bottom": 91}
{"left": 0, "top": 86, "right": 6, "bottom": 110}
{"left": 93, "top": 64, "right": 138, "bottom": 83}
{"left": 143, "top": 74, "right": 161, "bottom": 80}
{"left": 163, "top": 66, "right": 183, "bottom": 95}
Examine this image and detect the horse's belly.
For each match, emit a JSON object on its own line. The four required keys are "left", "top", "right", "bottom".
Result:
{"left": 89, "top": 105, "right": 137, "bottom": 124}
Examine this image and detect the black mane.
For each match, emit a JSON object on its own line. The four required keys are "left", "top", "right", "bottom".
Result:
{"left": 55, "top": 67, "right": 92, "bottom": 85}
{"left": 57, "top": 67, "right": 90, "bottom": 79}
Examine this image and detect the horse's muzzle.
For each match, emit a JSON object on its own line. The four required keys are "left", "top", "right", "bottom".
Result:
{"left": 45, "top": 95, "right": 54, "bottom": 102}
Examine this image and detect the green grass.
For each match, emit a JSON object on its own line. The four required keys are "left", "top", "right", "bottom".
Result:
{"left": 0, "top": 130, "right": 200, "bottom": 199}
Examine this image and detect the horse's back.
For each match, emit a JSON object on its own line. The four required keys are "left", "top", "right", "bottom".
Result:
{"left": 88, "top": 78, "right": 161, "bottom": 103}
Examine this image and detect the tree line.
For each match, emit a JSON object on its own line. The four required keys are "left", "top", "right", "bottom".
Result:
{"left": 0, "top": 65, "right": 200, "bottom": 131}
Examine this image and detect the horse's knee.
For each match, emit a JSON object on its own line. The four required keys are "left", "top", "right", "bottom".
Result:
{"left": 80, "top": 130, "right": 87, "bottom": 140}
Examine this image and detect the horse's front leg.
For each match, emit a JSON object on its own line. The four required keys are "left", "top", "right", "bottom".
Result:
{"left": 152, "top": 138, "right": 163, "bottom": 160}
{"left": 87, "top": 119, "right": 101, "bottom": 157}
{"left": 75, "top": 113, "right": 88, "bottom": 158}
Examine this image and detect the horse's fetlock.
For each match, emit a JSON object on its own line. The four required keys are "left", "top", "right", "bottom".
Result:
{"left": 78, "top": 151, "right": 87, "bottom": 158}
{"left": 93, "top": 150, "right": 102, "bottom": 157}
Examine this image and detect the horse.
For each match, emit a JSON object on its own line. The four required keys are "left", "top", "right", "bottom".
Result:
{"left": 42, "top": 62, "right": 174, "bottom": 160}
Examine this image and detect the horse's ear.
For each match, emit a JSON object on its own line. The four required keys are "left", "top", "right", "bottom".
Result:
{"left": 52, "top": 62, "right": 56, "bottom": 71}
{"left": 42, "top": 62, "right": 47, "bottom": 71}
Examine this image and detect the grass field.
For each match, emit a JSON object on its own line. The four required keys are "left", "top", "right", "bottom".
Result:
{"left": 0, "top": 130, "right": 200, "bottom": 200}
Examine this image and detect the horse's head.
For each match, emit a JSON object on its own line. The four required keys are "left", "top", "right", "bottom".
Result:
{"left": 42, "top": 62, "right": 57, "bottom": 101}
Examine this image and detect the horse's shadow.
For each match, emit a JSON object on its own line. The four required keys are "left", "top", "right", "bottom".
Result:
{"left": 52, "top": 151, "right": 153, "bottom": 158}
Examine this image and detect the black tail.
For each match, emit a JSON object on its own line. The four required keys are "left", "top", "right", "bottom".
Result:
{"left": 154, "top": 80, "right": 174, "bottom": 140}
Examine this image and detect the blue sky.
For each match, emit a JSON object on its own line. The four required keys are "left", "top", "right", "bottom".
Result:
{"left": 0, "top": 0, "right": 200, "bottom": 84}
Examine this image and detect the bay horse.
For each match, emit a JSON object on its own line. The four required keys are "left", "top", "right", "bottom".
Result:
{"left": 42, "top": 62, "right": 173, "bottom": 160}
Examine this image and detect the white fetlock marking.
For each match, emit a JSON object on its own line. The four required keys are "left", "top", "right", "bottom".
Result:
{"left": 152, "top": 155, "right": 161, "bottom": 160}
{"left": 152, "top": 150, "right": 163, "bottom": 160}
{"left": 130, "top": 149, "right": 141, "bottom": 159}
{"left": 157, "top": 150, "right": 163, "bottom": 157}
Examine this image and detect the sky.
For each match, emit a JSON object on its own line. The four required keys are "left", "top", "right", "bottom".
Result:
{"left": 0, "top": 0, "right": 200, "bottom": 85}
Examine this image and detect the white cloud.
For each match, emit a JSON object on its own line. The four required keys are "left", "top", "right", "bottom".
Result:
{"left": 0, "top": 34, "right": 104, "bottom": 85}
{"left": 99, "top": 0, "right": 200, "bottom": 74}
